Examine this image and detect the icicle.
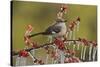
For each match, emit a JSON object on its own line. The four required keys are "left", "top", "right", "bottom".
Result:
{"left": 51, "top": 58, "right": 54, "bottom": 64}
{"left": 69, "top": 31, "right": 72, "bottom": 39}
{"left": 45, "top": 54, "right": 49, "bottom": 64}
{"left": 54, "top": 58, "right": 58, "bottom": 64}
{"left": 15, "top": 56, "right": 27, "bottom": 66}
{"left": 69, "top": 31, "right": 72, "bottom": 46}
{"left": 48, "top": 31, "right": 56, "bottom": 43}
{"left": 31, "top": 49, "right": 35, "bottom": 56}
{"left": 46, "top": 35, "right": 54, "bottom": 64}
{"left": 73, "top": 25, "right": 76, "bottom": 40}
{"left": 53, "top": 46, "right": 61, "bottom": 63}
{"left": 76, "top": 21, "right": 80, "bottom": 32}
{"left": 77, "top": 41, "right": 80, "bottom": 50}
{"left": 48, "top": 35, "right": 53, "bottom": 43}
{"left": 15, "top": 56, "right": 20, "bottom": 66}
{"left": 51, "top": 47, "right": 56, "bottom": 64}
{"left": 20, "top": 57, "right": 27, "bottom": 66}
{"left": 81, "top": 43, "right": 84, "bottom": 59}
{"left": 66, "top": 32, "right": 69, "bottom": 38}
{"left": 51, "top": 44, "right": 58, "bottom": 64}
{"left": 73, "top": 31, "right": 75, "bottom": 40}
{"left": 59, "top": 50, "right": 65, "bottom": 63}
{"left": 55, "top": 47, "right": 59, "bottom": 64}
{"left": 83, "top": 46, "right": 87, "bottom": 60}
{"left": 28, "top": 51, "right": 36, "bottom": 62}
{"left": 68, "top": 41, "right": 71, "bottom": 46}
{"left": 73, "top": 44, "right": 76, "bottom": 51}
{"left": 92, "top": 46, "right": 97, "bottom": 61}
{"left": 89, "top": 43, "right": 93, "bottom": 61}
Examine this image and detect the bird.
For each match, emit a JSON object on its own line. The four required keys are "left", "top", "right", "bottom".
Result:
{"left": 29, "top": 5, "right": 67, "bottom": 38}
{"left": 29, "top": 19, "right": 67, "bottom": 38}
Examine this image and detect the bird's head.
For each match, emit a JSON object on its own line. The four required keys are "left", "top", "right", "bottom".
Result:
{"left": 60, "top": 5, "right": 68, "bottom": 14}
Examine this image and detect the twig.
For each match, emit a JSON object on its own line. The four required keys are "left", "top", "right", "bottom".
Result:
{"left": 12, "top": 39, "right": 95, "bottom": 56}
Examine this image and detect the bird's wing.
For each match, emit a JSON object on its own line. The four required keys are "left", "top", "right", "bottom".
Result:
{"left": 45, "top": 25, "right": 61, "bottom": 34}
{"left": 52, "top": 25, "right": 62, "bottom": 33}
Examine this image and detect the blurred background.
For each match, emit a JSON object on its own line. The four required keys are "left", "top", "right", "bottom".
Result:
{"left": 12, "top": 1, "right": 97, "bottom": 65}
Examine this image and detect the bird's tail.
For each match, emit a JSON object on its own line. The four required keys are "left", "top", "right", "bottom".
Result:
{"left": 29, "top": 32, "right": 45, "bottom": 37}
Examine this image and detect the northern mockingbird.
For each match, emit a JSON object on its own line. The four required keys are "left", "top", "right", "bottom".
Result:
{"left": 29, "top": 5, "right": 67, "bottom": 38}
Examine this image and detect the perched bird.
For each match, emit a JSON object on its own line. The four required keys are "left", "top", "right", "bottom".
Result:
{"left": 29, "top": 5, "right": 67, "bottom": 38}
{"left": 29, "top": 19, "right": 67, "bottom": 38}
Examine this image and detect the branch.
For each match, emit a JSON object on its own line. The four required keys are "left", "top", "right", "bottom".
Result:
{"left": 12, "top": 37, "right": 96, "bottom": 56}
{"left": 12, "top": 39, "right": 80, "bottom": 56}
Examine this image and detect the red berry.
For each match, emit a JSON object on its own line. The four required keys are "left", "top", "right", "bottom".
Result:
{"left": 64, "top": 58, "right": 69, "bottom": 63}
{"left": 92, "top": 41, "right": 97, "bottom": 47}
{"left": 82, "top": 38, "right": 88, "bottom": 46}
{"left": 68, "top": 58, "right": 72, "bottom": 63}
{"left": 19, "top": 50, "right": 28, "bottom": 57}
{"left": 72, "top": 57, "right": 80, "bottom": 62}
{"left": 54, "top": 38, "right": 65, "bottom": 50}
{"left": 51, "top": 51, "right": 58, "bottom": 60}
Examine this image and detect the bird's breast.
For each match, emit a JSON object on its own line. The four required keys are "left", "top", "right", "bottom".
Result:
{"left": 56, "top": 22, "right": 67, "bottom": 36}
